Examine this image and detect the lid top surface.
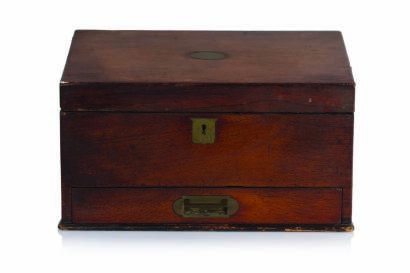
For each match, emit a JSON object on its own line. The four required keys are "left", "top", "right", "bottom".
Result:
{"left": 61, "top": 30, "right": 354, "bottom": 85}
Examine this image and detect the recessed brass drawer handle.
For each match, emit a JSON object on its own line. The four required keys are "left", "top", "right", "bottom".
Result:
{"left": 173, "top": 196, "right": 239, "bottom": 218}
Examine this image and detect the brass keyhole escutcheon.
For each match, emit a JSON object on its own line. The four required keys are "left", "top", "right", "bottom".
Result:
{"left": 192, "top": 118, "right": 217, "bottom": 144}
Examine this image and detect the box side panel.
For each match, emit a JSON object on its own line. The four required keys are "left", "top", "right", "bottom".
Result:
{"left": 60, "top": 112, "right": 72, "bottom": 223}
{"left": 342, "top": 187, "right": 353, "bottom": 224}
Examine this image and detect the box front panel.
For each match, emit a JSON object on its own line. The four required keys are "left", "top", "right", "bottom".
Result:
{"left": 61, "top": 112, "right": 353, "bottom": 188}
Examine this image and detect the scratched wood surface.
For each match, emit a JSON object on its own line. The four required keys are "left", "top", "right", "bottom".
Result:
{"left": 60, "top": 31, "right": 354, "bottom": 113}
{"left": 61, "top": 112, "right": 353, "bottom": 188}
{"left": 61, "top": 31, "right": 354, "bottom": 85}
{"left": 59, "top": 30, "right": 355, "bottom": 229}
{"left": 61, "top": 83, "right": 354, "bottom": 112}
{"left": 71, "top": 188, "right": 342, "bottom": 224}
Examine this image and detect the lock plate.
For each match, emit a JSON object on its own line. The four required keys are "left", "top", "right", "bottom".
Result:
{"left": 191, "top": 118, "right": 217, "bottom": 144}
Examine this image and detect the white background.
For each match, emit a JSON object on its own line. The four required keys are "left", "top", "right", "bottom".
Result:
{"left": 1, "top": 0, "right": 409, "bottom": 272}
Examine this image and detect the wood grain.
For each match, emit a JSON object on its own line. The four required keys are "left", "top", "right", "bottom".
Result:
{"left": 59, "top": 30, "right": 355, "bottom": 228}
{"left": 342, "top": 187, "right": 353, "bottom": 224}
{"left": 60, "top": 31, "right": 354, "bottom": 113}
{"left": 71, "top": 188, "right": 342, "bottom": 224}
{"left": 59, "top": 222, "right": 354, "bottom": 231}
{"left": 60, "top": 187, "right": 71, "bottom": 223}
{"left": 61, "top": 31, "right": 354, "bottom": 85}
{"left": 60, "top": 83, "right": 354, "bottom": 113}
{"left": 61, "top": 112, "right": 353, "bottom": 188}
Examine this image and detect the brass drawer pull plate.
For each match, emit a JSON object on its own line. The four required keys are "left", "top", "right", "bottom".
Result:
{"left": 173, "top": 196, "right": 239, "bottom": 218}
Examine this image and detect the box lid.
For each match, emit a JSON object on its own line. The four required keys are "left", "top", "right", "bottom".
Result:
{"left": 60, "top": 30, "right": 355, "bottom": 112}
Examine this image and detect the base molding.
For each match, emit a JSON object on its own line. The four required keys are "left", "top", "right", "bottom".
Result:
{"left": 58, "top": 221, "right": 354, "bottom": 232}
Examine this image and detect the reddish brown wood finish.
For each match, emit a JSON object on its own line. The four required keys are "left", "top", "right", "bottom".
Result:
{"left": 61, "top": 112, "right": 353, "bottom": 188}
{"left": 61, "top": 31, "right": 353, "bottom": 85}
{"left": 342, "top": 187, "right": 353, "bottom": 223}
{"left": 60, "top": 31, "right": 354, "bottom": 113}
{"left": 59, "top": 30, "right": 355, "bottom": 230}
{"left": 71, "top": 188, "right": 342, "bottom": 224}
{"left": 59, "top": 222, "right": 353, "bottom": 231}
{"left": 61, "top": 187, "right": 71, "bottom": 223}
{"left": 61, "top": 84, "right": 354, "bottom": 113}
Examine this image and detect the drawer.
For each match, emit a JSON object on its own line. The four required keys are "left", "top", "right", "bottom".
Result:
{"left": 71, "top": 188, "right": 342, "bottom": 224}
{"left": 61, "top": 113, "right": 353, "bottom": 187}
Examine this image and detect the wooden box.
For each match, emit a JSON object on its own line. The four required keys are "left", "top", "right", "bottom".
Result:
{"left": 59, "top": 30, "right": 355, "bottom": 231}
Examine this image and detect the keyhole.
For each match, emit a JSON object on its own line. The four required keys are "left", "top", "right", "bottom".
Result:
{"left": 201, "top": 124, "right": 207, "bottom": 135}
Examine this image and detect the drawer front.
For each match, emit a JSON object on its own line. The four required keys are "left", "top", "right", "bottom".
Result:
{"left": 71, "top": 188, "right": 342, "bottom": 224}
{"left": 61, "top": 113, "right": 353, "bottom": 187}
